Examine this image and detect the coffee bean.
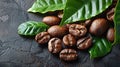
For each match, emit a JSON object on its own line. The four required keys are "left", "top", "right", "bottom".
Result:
{"left": 48, "top": 38, "right": 62, "bottom": 53}
{"left": 42, "top": 16, "right": 60, "bottom": 26}
{"left": 85, "top": 19, "right": 92, "bottom": 27}
{"left": 58, "top": 11, "right": 63, "bottom": 19}
{"left": 60, "top": 49, "right": 78, "bottom": 61}
{"left": 63, "top": 34, "right": 76, "bottom": 47}
{"left": 79, "top": 22, "right": 86, "bottom": 26}
{"left": 77, "top": 36, "right": 92, "bottom": 50}
{"left": 35, "top": 32, "right": 51, "bottom": 44}
{"left": 106, "top": 28, "right": 114, "bottom": 42}
{"left": 48, "top": 25, "right": 68, "bottom": 37}
{"left": 89, "top": 18, "right": 108, "bottom": 36}
{"left": 107, "top": 8, "right": 114, "bottom": 21}
{"left": 64, "top": 24, "right": 72, "bottom": 29}
{"left": 69, "top": 24, "right": 87, "bottom": 37}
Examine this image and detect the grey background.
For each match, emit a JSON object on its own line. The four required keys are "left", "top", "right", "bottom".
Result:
{"left": 0, "top": 0, "right": 120, "bottom": 67}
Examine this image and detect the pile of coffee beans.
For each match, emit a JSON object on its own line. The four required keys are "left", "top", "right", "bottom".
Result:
{"left": 35, "top": 3, "right": 115, "bottom": 61}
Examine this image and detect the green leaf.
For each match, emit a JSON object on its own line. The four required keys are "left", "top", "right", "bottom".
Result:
{"left": 113, "top": 0, "right": 120, "bottom": 45}
{"left": 18, "top": 21, "right": 49, "bottom": 36}
{"left": 60, "top": 0, "right": 112, "bottom": 26}
{"left": 89, "top": 37, "right": 112, "bottom": 59}
{"left": 28, "top": 0, "right": 67, "bottom": 14}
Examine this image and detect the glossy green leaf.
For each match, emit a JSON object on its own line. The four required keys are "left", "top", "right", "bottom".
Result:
{"left": 60, "top": 0, "right": 112, "bottom": 26}
{"left": 18, "top": 21, "right": 49, "bottom": 36}
{"left": 113, "top": 0, "right": 120, "bottom": 45}
{"left": 89, "top": 37, "right": 112, "bottom": 59}
{"left": 28, "top": 0, "right": 66, "bottom": 14}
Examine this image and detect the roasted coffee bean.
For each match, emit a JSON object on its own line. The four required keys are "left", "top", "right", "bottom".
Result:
{"left": 69, "top": 24, "right": 87, "bottom": 37}
{"left": 85, "top": 19, "right": 92, "bottom": 27}
{"left": 89, "top": 18, "right": 108, "bottom": 36}
{"left": 107, "top": 28, "right": 114, "bottom": 42}
{"left": 48, "top": 25, "right": 68, "bottom": 37}
{"left": 42, "top": 16, "right": 60, "bottom": 26}
{"left": 58, "top": 11, "right": 63, "bottom": 19}
{"left": 107, "top": 8, "right": 114, "bottom": 21}
{"left": 48, "top": 38, "right": 62, "bottom": 53}
{"left": 63, "top": 34, "right": 76, "bottom": 47}
{"left": 77, "top": 36, "right": 92, "bottom": 50}
{"left": 60, "top": 49, "right": 78, "bottom": 61}
{"left": 35, "top": 32, "right": 51, "bottom": 44}
{"left": 64, "top": 24, "right": 72, "bottom": 29}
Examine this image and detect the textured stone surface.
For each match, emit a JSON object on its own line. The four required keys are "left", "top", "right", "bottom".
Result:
{"left": 0, "top": 0, "right": 120, "bottom": 67}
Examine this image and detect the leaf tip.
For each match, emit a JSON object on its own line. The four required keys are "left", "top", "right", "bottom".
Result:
{"left": 27, "top": 8, "right": 32, "bottom": 12}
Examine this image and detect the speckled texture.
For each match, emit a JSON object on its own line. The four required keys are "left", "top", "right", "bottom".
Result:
{"left": 0, "top": 0, "right": 120, "bottom": 67}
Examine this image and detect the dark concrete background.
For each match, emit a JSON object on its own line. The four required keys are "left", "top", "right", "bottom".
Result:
{"left": 0, "top": 0, "right": 120, "bottom": 67}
